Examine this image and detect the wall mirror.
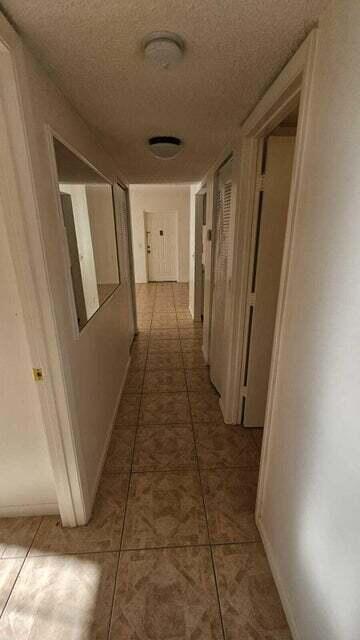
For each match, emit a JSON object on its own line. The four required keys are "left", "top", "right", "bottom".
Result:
{"left": 52, "top": 137, "right": 120, "bottom": 330}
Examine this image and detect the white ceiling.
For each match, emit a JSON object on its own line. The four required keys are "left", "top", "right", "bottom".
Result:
{"left": 1, "top": 0, "right": 328, "bottom": 182}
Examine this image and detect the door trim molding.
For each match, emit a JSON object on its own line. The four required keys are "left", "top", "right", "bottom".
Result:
{"left": 221, "top": 27, "right": 319, "bottom": 503}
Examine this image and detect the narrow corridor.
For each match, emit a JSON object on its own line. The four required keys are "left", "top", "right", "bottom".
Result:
{"left": 0, "top": 283, "right": 290, "bottom": 638}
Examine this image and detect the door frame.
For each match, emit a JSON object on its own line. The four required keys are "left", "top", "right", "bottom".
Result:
{"left": 0, "top": 32, "right": 83, "bottom": 526}
{"left": 219, "top": 29, "right": 318, "bottom": 628}
{"left": 193, "top": 189, "right": 206, "bottom": 321}
{"left": 143, "top": 210, "right": 179, "bottom": 282}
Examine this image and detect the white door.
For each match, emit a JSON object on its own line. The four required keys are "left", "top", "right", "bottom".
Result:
{"left": 243, "top": 136, "right": 295, "bottom": 427}
{"left": 145, "top": 212, "right": 177, "bottom": 281}
{"left": 209, "top": 158, "right": 233, "bottom": 394}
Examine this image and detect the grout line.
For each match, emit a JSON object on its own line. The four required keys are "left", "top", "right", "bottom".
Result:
{"left": 106, "top": 330, "right": 147, "bottom": 640}
{"left": 183, "top": 350, "right": 227, "bottom": 640}
{"left": 0, "top": 516, "right": 44, "bottom": 619}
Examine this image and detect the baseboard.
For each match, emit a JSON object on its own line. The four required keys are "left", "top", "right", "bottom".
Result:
{"left": 256, "top": 515, "right": 300, "bottom": 640}
{"left": 0, "top": 502, "right": 59, "bottom": 517}
{"left": 86, "top": 355, "right": 131, "bottom": 518}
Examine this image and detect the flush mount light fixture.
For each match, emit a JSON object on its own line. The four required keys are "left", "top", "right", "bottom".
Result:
{"left": 148, "top": 136, "right": 183, "bottom": 159}
{"left": 143, "top": 32, "right": 185, "bottom": 68}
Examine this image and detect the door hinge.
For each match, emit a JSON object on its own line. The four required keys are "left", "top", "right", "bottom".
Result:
{"left": 32, "top": 368, "right": 44, "bottom": 382}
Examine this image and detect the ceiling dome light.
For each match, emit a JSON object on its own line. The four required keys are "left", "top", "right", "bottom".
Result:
{"left": 148, "top": 136, "right": 183, "bottom": 159}
{"left": 143, "top": 32, "right": 185, "bottom": 68}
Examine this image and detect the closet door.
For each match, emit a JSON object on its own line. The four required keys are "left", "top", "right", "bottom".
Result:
{"left": 244, "top": 137, "right": 295, "bottom": 427}
{"left": 210, "top": 158, "right": 233, "bottom": 394}
{"left": 113, "top": 183, "right": 137, "bottom": 344}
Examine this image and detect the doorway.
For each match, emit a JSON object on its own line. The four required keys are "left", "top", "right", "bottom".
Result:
{"left": 145, "top": 211, "right": 178, "bottom": 281}
{"left": 193, "top": 190, "right": 206, "bottom": 322}
{"left": 241, "top": 107, "right": 298, "bottom": 427}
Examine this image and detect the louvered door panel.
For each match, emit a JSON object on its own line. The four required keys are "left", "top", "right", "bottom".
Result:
{"left": 210, "top": 158, "right": 233, "bottom": 395}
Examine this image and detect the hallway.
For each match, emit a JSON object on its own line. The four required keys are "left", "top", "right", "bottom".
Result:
{"left": 0, "top": 283, "right": 290, "bottom": 638}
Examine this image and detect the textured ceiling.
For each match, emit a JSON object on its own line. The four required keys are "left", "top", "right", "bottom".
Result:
{"left": 1, "top": 0, "right": 328, "bottom": 182}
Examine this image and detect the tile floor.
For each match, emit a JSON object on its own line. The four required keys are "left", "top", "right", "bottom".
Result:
{"left": 0, "top": 283, "right": 291, "bottom": 639}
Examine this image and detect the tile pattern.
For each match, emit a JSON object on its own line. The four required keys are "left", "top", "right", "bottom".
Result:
{"left": 213, "top": 543, "right": 292, "bottom": 639}
{"left": 109, "top": 547, "right": 223, "bottom": 640}
{"left": 0, "top": 284, "right": 290, "bottom": 639}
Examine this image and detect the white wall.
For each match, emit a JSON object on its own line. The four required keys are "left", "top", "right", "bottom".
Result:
{"left": 129, "top": 184, "right": 191, "bottom": 283}
{"left": 0, "top": 199, "right": 57, "bottom": 515}
{"left": 9, "top": 27, "right": 132, "bottom": 518}
{"left": 261, "top": 2, "right": 360, "bottom": 638}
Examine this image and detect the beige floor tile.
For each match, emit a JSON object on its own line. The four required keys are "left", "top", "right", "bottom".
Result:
{"left": 179, "top": 326, "right": 203, "bottom": 338}
{"left": 140, "top": 392, "right": 191, "bottom": 425}
{"left": 0, "top": 517, "right": 41, "bottom": 559}
{"left": 143, "top": 369, "right": 187, "bottom": 393}
{"left": 123, "top": 369, "right": 144, "bottom": 394}
{"left": 150, "top": 327, "right": 179, "bottom": 339}
{"left": 153, "top": 310, "right": 176, "bottom": 320}
{"left": 122, "top": 470, "right": 208, "bottom": 549}
{"left": 129, "top": 352, "right": 147, "bottom": 371}
{"left": 137, "top": 315, "right": 152, "bottom": 330}
{"left": 185, "top": 369, "right": 217, "bottom": 393}
{"left": 251, "top": 427, "right": 264, "bottom": 451}
{"left": 181, "top": 338, "right": 203, "bottom": 352}
{"left": 0, "top": 552, "right": 117, "bottom": 640}
{"left": 148, "top": 338, "right": 181, "bottom": 352}
{"left": 0, "top": 558, "right": 23, "bottom": 615}
{"left": 133, "top": 425, "right": 196, "bottom": 472}
{"left": 133, "top": 331, "right": 150, "bottom": 344}
{"left": 103, "top": 428, "right": 136, "bottom": 474}
{"left": 110, "top": 546, "right": 223, "bottom": 640}
{"left": 114, "top": 395, "right": 141, "bottom": 426}
{"left": 183, "top": 351, "right": 208, "bottom": 368}
{"left": 151, "top": 316, "right": 178, "bottom": 329}
{"left": 188, "top": 391, "right": 223, "bottom": 421}
{"left": 177, "top": 317, "right": 196, "bottom": 328}
{"left": 213, "top": 543, "right": 292, "bottom": 639}
{"left": 146, "top": 352, "right": 183, "bottom": 370}
{"left": 201, "top": 468, "right": 260, "bottom": 544}
{"left": 130, "top": 343, "right": 148, "bottom": 357}
{"left": 30, "top": 474, "right": 129, "bottom": 555}
{"left": 194, "top": 423, "right": 260, "bottom": 469}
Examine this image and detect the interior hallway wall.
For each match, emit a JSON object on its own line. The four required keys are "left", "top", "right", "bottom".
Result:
{"left": 6, "top": 17, "right": 132, "bottom": 518}
{"left": 261, "top": 2, "right": 360, "bottom": 638}
{"left": 129, "top": 184, "right": 191, "bottom": 283}
{"left": 0, "top": 199, "right": 57, "bottom": 515}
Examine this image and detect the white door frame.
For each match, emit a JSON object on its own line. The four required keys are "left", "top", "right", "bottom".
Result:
{"left": 143, "top": 210, "right": 179, "bottom": 282}
{"left": 218, "top": 29, "right": 318, "bottom": 632}
{"left": 0, "top": 33, "right": 84, "bottom": 526}
{"left": 220, "top": 21, "right": 318, "bottom": 555}
{"left": 193, "top": 190, "right": 206, "bottom": 321}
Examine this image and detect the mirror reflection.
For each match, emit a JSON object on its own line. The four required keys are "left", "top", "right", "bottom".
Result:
{"left": 53, "top": 138, "right": 120, "bottom": 330}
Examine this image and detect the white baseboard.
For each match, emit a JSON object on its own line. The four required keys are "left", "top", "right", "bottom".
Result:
{"left": 0, "top": 502, "right": 59, "bottom": 517}
{"left": 86, "top": 355, "right": 131, "bottom": 517}
{"left": 256, "top": 514, "right": 300, "bottom": 640}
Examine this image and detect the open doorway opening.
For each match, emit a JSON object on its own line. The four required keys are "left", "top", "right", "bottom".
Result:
{"left": 241, "top": 104, "right": 299, "bottom": 428}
